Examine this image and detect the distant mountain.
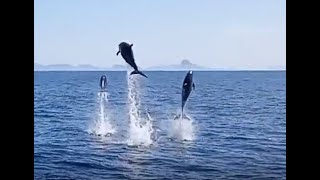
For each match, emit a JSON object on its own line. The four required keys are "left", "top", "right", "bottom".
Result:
{"left": 266, "top": 65, "right": 286, "bottom": 70}
{"left": 34, "top": 63, "right": 46, "bottom": 70}
{"left": 147, "top": 59, "right": 211, "bottom": 71}
{"left": 34, "top": 63, "right": 130, "bottom": 71}
{"left": 77, "top": 64, "right": 97, "bottom": 69}
{"left": 34, "top": 62, "right": 286, "bottom": 71}
{"left": 111, "top": 64, "right": 127, "bottom": 70}
{"left": 34, "top": 63, "right": 104, "bottom": 71}
{"left": 34, "top": 60, "right": 215, "bottom": 71}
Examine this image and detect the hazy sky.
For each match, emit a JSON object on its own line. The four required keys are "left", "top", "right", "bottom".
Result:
{"left": 34, "top": 0, "right": 286, "bottom": 69}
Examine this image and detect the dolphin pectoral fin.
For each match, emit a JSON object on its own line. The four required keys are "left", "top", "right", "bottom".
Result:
{"left": 193, "top": 83, "right": 195, "bottom": 90}
{"left": 116, "top": 50, "right": 120, "bottom": 56}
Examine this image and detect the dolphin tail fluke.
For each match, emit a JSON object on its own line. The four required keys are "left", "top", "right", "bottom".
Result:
{"left": 130, "top": 70, "right": 148, "bottom": 78}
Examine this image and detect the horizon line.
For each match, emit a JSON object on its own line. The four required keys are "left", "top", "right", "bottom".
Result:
{"left": 34, "top": 69, "right": 286, "bottom": 72}
{"left": 34, "top": 62, "right": 286, "bottom": 69}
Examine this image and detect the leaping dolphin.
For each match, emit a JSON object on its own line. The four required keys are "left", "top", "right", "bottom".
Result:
{"left": 181, "top": 70, "right": 195, "bottom": 116}
{"left": 99, "top": 75, "right": 107, "bottom": 91}
{"left": 116, "top": 42, "right": 148, "bottom": 78}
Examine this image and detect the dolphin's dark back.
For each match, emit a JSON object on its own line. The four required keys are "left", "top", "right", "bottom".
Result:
{"left": 181, "top": 71, "right": 193, "bottom": 113}
{"left": 118, "top": 42, "right": 137, "bottom": 70}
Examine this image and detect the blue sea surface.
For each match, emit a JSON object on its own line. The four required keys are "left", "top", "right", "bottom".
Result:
{"left": 34, "top": 71, "right": 286, "bottom": 179}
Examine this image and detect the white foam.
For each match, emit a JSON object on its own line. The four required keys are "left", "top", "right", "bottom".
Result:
{"left": 87, "top": 91, "right": 116, "bottom": 137}
{"left": 169, "top": 111, "right": 196, "bottom": 141}
{"left": 126, "top": 71, "right": 154, "bottom": 146}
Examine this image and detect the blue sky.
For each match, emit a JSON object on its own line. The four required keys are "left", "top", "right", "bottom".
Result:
{"left": 34, "top": 0, "right": 286, "bottom": 69}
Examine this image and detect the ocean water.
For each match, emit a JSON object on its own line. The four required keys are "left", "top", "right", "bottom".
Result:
{"left": 34, "top": 71, "right": 286, "bottom": 179}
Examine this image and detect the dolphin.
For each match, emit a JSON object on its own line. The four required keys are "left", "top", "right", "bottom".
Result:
{"left": 116, "top": 42, "right": 148, "bottom": 78}
{"left": 99, "top": 75, "right": 107, "bottom": 91}
{"left": 181, "top": 70, "right": 195, "bottom": 117}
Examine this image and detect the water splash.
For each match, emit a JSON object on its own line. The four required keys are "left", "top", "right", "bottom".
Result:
{"left": 87, "top": 91, "right": 116, "bottom": 137}
{"left": 169, "top": 110, "right": 196, "bottom": 141}
{"left": 126, "top": 71, "right": 154, "bottom": 147}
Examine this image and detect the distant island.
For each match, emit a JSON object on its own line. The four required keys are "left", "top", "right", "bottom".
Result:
{"left": 34, "top": 60, "right": 212, "bottom": 71}
{"left": 34, "top": 60, "right": 285, "bottom": 71}
{"left": 34, "top": 63, "right": 106, "bottom": 71}
{"left": 146, "top": 59, "right": 212, "bottom": 71}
